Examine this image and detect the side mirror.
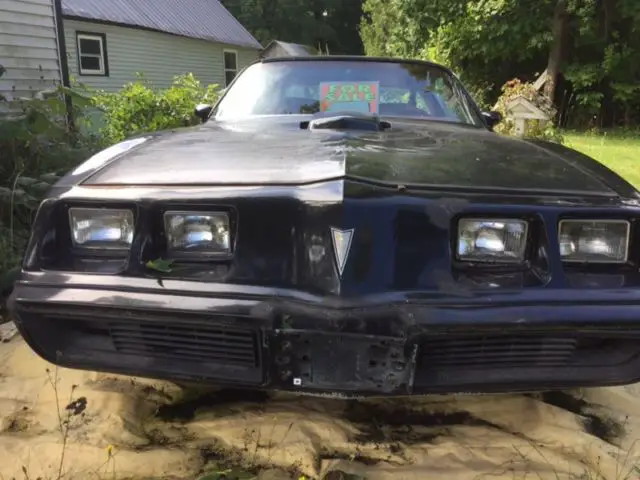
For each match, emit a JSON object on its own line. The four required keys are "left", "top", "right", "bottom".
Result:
{"left": 482, "top": 111, "right": 502, "bottom": 130}
{"left": 194, "top": 103, "right": 212, "bottom": 123}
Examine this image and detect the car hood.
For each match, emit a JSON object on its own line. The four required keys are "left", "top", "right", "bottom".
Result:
{"left": 79, "top": 118, "right": 615, "bottom": 194}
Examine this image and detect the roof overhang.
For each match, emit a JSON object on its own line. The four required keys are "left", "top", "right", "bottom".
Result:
{"left": 505, "top": 96, "right": 550, "bottom": 120}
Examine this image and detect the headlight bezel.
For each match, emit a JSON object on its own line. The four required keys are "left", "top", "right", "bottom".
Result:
{"left": 455, "top": 217, "right": 530, "bottom": 265}
{"left": 67, "top": 206, "right": 135, "bottom": 252}
{"left": 558, "top": 218, "right": 631, "bottom": 264}
{"left": 162, "top": 209, "right": 234, "bottom": 260}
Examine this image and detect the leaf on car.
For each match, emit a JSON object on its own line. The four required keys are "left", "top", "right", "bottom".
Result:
{"left": 146, "top": 258, "right": 175, "bottom": 273}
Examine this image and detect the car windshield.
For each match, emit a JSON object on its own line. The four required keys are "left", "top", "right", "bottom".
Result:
{"left": 213, "top": 60, "right": 483, "bottom": 126}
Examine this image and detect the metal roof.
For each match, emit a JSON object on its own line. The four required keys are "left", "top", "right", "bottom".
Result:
{"left": 61, "top": 0, "right": 262, "bottom": 49}
{"left": 263, "top": 40, "right": 318, "bottom": 57}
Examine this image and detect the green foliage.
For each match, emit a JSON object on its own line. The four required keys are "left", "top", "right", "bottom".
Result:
{"left": 221, "top": 0, "right": 365, "bottom": 54}
{"left": 359, "top": 0, "right": 555, "bottom": 107}
{"left": 494, "top": 78, "right": 563, "bottom": 143}
{"left": 359, "top": 0, "right": 640, "bottom": 128}
{"left": 564, "top": 129, "right": 640, "bottom": 188}
{"left": 90, "top": 73, "right": 220, "bottom": 145}
{"left": 0, "top": 84, "right": 100, "bottom": 291}
{"left": 0, "top": 72, "right": 220, "bottom": 295}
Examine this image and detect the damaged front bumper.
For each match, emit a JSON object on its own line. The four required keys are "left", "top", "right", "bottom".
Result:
{"left": 10, "top": 272, "right": 640, "bottom": 396}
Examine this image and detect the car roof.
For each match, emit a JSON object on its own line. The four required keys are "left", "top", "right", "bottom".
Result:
{"left": 257, "top": 55, "right": 456, "bottom": 76}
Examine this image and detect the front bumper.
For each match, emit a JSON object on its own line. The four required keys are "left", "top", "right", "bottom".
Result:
{"left": 10, "top": 272, "right": 640, "bottom": 396}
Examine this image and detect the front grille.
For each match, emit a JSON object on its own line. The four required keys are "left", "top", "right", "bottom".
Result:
{"left": 109, "top": 321, "right": 259, "bottom": 367}
{"left": 17, "top": 302, "right": 262, "bottom": 377}
{"left": 412, "top": 333, "right": 640, "bottom": 392}
{"left": 420, "top": 335, "right": 578, "bottom": 369}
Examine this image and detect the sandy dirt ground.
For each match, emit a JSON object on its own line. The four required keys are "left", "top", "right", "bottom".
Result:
{"left": 1, "top": 324, "right": 640, "bottom": 480}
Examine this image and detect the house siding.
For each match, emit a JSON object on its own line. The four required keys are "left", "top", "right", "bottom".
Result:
{"left": 63, "top": 18, "right": 259, "bottom": 92}
{"left": 0, "top": 0, "right": 63, "bottom": 100}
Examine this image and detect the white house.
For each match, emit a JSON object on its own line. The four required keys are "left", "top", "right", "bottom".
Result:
{"left": 0, "top": 0, "right": 65, "bottom": 101}
{"left": 0, "top": 0, "right": 262, "bottom": 101}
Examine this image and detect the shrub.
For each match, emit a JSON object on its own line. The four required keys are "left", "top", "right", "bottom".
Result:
{"left": 493, "top": 78, "right": 564, "bottom": 143}
{"left": 91, "top": 73, "right": 221, "bottom": 146}
{"left": 0, "top": 85, "right": 99, "bottom": 291}
{"left": 0, "top": 72, "right": 219, "bottom": 298}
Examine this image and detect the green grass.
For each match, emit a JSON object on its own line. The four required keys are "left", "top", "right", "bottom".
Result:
{"left": 564, "top": 131, "right": 640, "bottom": 189}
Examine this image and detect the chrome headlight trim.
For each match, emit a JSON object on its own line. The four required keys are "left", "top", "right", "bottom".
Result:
{"left": 558, "top": 219, "right": 631, "bottom": 264}
{"left": 163, "top": 210, "right": 232, "bottom": 256}
{"left": 68, "top": 207, "right": 135, "bottom": 250}
{"left": 456, "top": 218, "right": 529, "bottom": 263}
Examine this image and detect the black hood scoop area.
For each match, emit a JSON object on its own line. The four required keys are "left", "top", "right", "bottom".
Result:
{"left": 300, "top": 113, "right": 391, "bottom": 132}
{"left": 78, "top": 117, "right": 615, "bottom": 195}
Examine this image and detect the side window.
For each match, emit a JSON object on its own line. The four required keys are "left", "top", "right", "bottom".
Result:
{"left": 381, "top": 88, "right": 410, "bottom": 104}
{"left": 223, "top": 50, "right": 238, "bottom": 87}
{"left": 76, "top": 32, "right": 108, "bottom": 76}
{"left": 381, "top": 88, "right": 432, "bottom": 115}
{"left": 416, "top": 94, "right": 431, "bottom": 113}
{"left": 434, "top": 77, "right": 470, "bottom": 120}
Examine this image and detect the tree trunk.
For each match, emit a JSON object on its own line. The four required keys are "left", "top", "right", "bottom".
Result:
{"left": 598, "top": 0, "right": 616, "bottom": 128}
{"left": 544, "top": 0, "right": 569, "bottom": 106}
{"left": 598, "top": 0, "right": 617, "bottom": 128}
{"left": 625, "top": 106, "right": 631, "bottom": 127}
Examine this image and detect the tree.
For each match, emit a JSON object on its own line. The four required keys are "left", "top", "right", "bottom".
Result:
{"left": 221, "top": 0, "right": 364, "bottom": 54}
{"left": 359, "top": 0, "right": 640, "bottom": 127}
{"left": 360, "top": 0, "right": 555, "bottom": 107}
{"left": 544, "top": 0, "right": 570, "bottom": 104}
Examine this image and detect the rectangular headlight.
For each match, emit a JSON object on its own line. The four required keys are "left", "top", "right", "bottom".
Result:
{"left": 457, "top": 218, "right": 528, "bottom": 263}
{"left": 69, "top": 208, "right": 134, "bottom": 250}
{"left": 559, "top": 219, "right": 630, "bottom": 263}
{"left": 164, "top": 211, "right": 231, "bottom": 254}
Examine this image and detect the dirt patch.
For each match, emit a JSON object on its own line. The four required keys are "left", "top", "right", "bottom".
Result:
{"left": 1, "top": 337, "right": 640, "bottom": 479}
{"left": 536, "top": 390, "right": 626, "bottom": 445}
{"left": 343, "top": 399, "right": 503, "bottom": 445}
{"left": 156, "top": 388, "right": 271, "bottom": 422}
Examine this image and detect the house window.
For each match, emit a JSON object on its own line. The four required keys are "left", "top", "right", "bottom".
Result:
{"left": 224, "top": 50, "right": 238, "bottom": 86}
{"left": 76, "top": 33, "right": 108, "bottom": 76}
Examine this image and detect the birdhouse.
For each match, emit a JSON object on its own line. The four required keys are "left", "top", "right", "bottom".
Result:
{"left": 504, "top": 96, "right": 551, "bottom": 137}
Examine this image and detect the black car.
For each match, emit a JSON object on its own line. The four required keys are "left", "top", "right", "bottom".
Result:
{"left": 9, "top": 56, "right": 640, "bottom": 396}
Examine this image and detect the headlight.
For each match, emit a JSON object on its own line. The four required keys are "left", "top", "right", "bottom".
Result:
{"left": 457, "top": 218, "right": 528, "bottom": 263}
{"left": 69, "top": 208, "right": 134, "bottom": 249}
{"left": 164, "top": 211, "right": 231, "bottom": 254}
{"left": 559, "top": 220, "right": 630, "bottom": 263}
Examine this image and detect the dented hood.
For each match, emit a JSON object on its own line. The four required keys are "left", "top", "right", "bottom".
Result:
{"left": 78, "top": 117, "right": 614, "bottom": 194}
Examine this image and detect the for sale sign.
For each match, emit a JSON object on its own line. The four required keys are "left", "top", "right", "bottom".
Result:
{"left": 319, "top": 81, "right": 380, "bottom": 114}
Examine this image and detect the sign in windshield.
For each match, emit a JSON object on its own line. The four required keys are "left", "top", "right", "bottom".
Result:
{"left": 319, "top": 81, "right": 379, "bottom": 114}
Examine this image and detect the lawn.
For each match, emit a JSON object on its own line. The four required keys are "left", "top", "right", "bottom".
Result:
{"left": 564, "top": 131, "right": 640, "bottom": 189}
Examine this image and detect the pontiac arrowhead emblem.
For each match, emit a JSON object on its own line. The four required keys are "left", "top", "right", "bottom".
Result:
{"left": 330, "top": 227, "right": 354, "bottom": 277}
